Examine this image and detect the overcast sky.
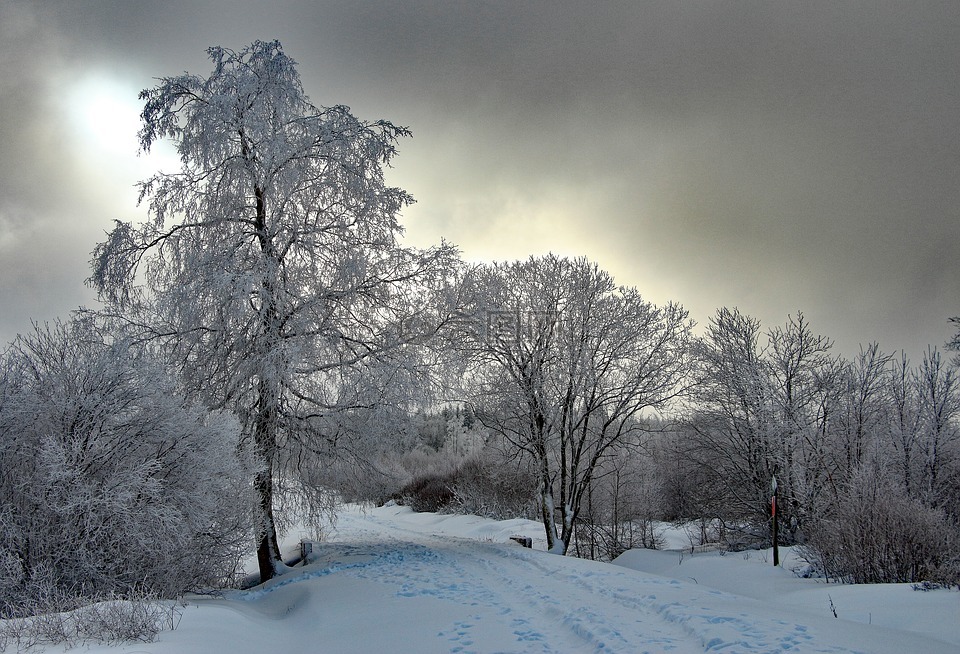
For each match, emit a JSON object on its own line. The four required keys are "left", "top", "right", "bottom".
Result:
{"left": 2, "top": 1, "right": 958, "bottom": 361}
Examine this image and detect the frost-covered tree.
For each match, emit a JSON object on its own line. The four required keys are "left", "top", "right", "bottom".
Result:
{"left": 832, "top": 343, "right": 891, "bottom": 478}
{"left": 766, "top": 313, "right": 844, "bottom": 531}
{"left": 799, "top": 348, "right": 960, "bottom": 584}
{"left": 687, "top": 310, "right": 842, "bottom": 540}
{"left": 458, "top": 255, "right": 694, "bottom": 553}
{"left": 0, "top": 320, "right": 252, "bottom": 612}
{"left": 948, "top": 316, "right": 960, "bottom": 363}
{"left": 684, "top": 308, "right": 780, "bottom": 530}
{"left": 89, "top": 41, "right": 456, "bottom": 581}
{"left": 914, "top": 348, "right": 960, "bottom": 512}
{"left": 884, "top": 352, "right": 924, "bottom": 496}
{"left": 878, "top": 349, "right": 960, "bottom": 515}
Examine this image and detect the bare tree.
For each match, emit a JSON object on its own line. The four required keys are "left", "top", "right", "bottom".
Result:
{"left": 832, "top": 343, "right": 891, "bottom": 477}
{"left": 914, "top": 348, "right": 960, "bottom": 512}
{"left": 685, "top": 308, "right": 777, "bottom": 529}
{"left": 688, "top": 310, "right": 843, "bottom": 541}
{"left": 458, "top": 255, "right": 693, "bottom": 553}
{"left": 89, "top": 41, "right": 456, "bottom": 581}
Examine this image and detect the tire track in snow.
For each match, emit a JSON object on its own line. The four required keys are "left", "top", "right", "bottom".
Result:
{"left": 465, "top": 543, "right": 842, "bottom": 653}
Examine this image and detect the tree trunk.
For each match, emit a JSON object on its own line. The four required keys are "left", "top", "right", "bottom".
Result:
{"left": 255, "top": 463, "right": 282, "bottom": 582}
{"left": 558, "top": 502, "right": 575, "bottom": 555}
{"left": 540, "top": 476, "right": 560, "bottom": 553}
{"left": 252, "top": 363, "right": 282, "bottom": 582}
{"left": 252, "top": 182, "right": 283, "bottom": 583}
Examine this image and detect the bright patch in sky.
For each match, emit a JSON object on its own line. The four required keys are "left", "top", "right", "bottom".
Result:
{"left": 69, "top": 75, "right": 141, "bottom": 156}
{"left": 66, "top": 73, "right": 179, "bottom": 190}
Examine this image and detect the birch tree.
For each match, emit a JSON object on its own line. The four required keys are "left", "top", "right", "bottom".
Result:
{"left": 89, "top": 41, "right": 456, "bottom": 581}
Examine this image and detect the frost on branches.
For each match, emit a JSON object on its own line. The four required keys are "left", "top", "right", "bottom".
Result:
{"left": 454, "top": 255, "right": 695, "bottom": 554}
{"left": 0, "top": 320, "right": 253, "bottom": 613}
{"left": 89, "top": 40, "right": 457, "bottom": 582}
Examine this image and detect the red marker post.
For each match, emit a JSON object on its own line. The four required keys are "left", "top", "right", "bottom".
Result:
{"left": 771, "top": 475, "right": 779, "bottom": 567}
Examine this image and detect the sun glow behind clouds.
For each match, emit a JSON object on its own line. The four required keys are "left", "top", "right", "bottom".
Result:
{"left": 70, "top": 75, "right": 141, "bottom": 156}
{"left": 65, "top": 73, "right": 179, "bottom": 207}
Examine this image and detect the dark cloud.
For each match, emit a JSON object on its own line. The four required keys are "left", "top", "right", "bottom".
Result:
{"left": 1, "top": 0, "right": 958, "bottom": 359}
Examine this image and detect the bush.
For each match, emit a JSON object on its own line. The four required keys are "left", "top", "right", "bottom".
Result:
{"left": 801, "top": 467, "right": 960, "bottom": 584}
{"left": 389, "top": 448, "right": 538, "bottom": 519}
{"left": 0, "top": 321, "right": 254, "bottom": 618}
{"left": 399, "top": 473, "right": 457, "bottom": 513}
{"left": 452, "top": 454, "right": 538, "bottom": 520}
{"left": 0, "top": 582, "right": 182, "bottom": 651}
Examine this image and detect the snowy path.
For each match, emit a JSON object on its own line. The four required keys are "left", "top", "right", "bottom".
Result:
{"left": 56, "top": 504, "right": 959, "bottom": 653}
{"left": 317, "top": 509, "right": 704, "bottom": 652}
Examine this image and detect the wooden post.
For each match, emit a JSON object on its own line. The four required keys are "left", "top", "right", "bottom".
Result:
{"left": 300, "top": 540, "right": 313, "bottom": 566}
{"left": 771, "top": 475, "right": 779, "bottom": 567}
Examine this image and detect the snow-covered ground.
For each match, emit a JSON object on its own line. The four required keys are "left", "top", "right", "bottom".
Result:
{"left": 44, "top": 504, "right": 960, "bottom": 653}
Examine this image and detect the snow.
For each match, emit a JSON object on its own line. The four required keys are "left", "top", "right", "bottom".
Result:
{"left": 39, "top": 505, "right": 960, "bottom": 653}
{"left": 613, "top": 546, "right": 960, "bottom": 651}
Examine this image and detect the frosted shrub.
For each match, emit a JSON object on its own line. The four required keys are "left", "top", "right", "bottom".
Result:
{"left": 0, "top": 582, "right": 182, "bottom": 651}
{"left": 400, "top": 444, "right": 464, "bottom": 481}
{"left": 0, "top": 321, "right": 253, "bottom": 618}
{"left": 330, "top": 456, "right": 409, "bottom": 505}
{"left": 452, "top": 452, "right": 538, "bottom": 520}
{"left": 389, "top": 447, "right": 538, "bottom": 519}
{"left": 400, "top": 473, "right": 457, "bottom": 513}
{"left": 801, "top": 467, "right": 960, "bottom": 584}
